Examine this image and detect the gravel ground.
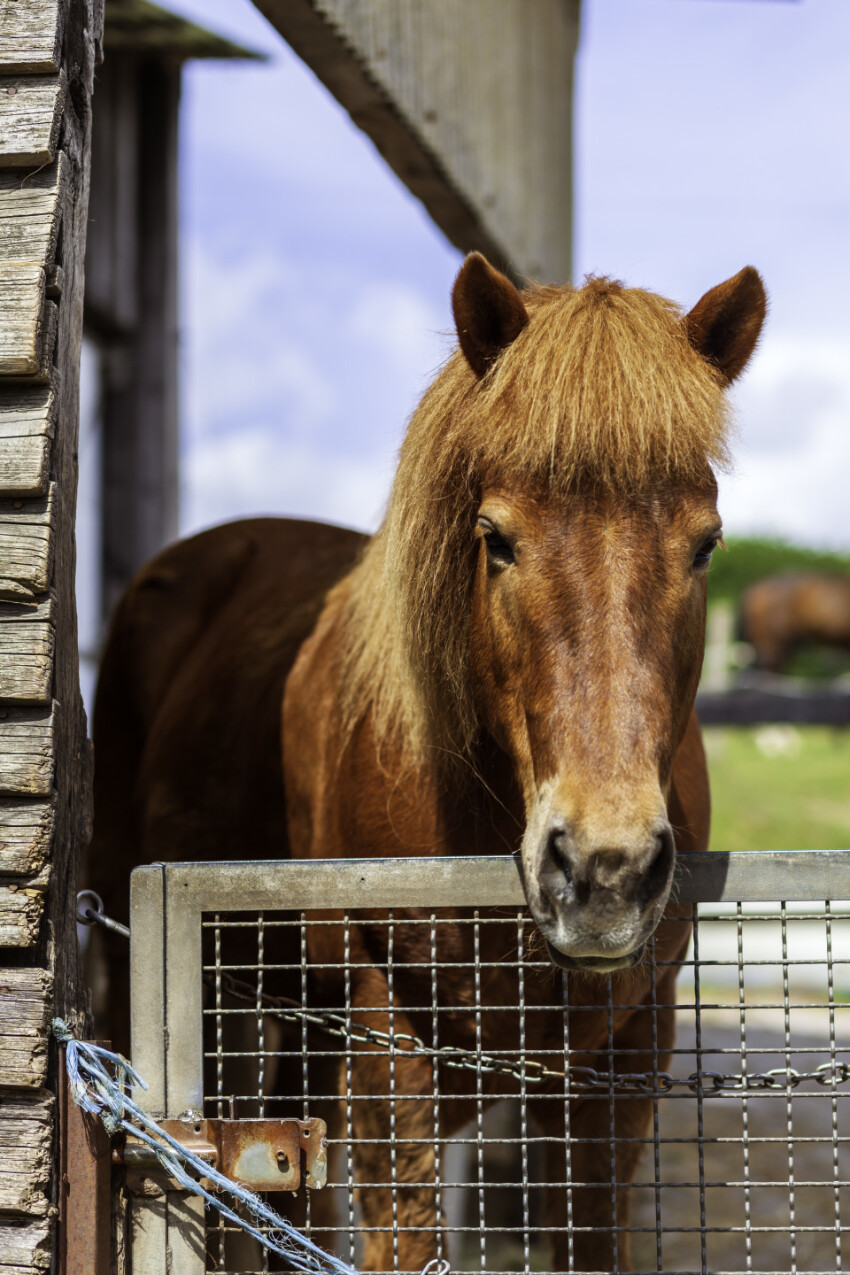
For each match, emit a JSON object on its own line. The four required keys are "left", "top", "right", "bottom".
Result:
{"left": 628, "top": 1012, "right": 850, "bottom": 1275}
{"left": 446, "top": 1007, "right": 850, "bottom": 1274}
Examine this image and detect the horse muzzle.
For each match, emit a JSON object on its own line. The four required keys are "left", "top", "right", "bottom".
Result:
{"left": 544, "top": 939, "right": 647, "bottom": 975}
{"left": 521, "top": 807, "right": 676, "bottom": 971}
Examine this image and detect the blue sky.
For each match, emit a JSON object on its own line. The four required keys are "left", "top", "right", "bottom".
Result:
{"left": 164, "top": 0, "right": 850, "bottom": 549}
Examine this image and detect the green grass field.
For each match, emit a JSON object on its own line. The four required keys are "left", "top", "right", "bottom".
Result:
{"left": 705, "top": 727, "right": 850, "bottom": 853}
{"left": 701, "top": 538, "right": 850, "bottom": 848}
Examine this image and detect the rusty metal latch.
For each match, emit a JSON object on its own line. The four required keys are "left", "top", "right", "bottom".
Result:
{"left": 121, "top": 1116, "right": 327, "bottom": 1192}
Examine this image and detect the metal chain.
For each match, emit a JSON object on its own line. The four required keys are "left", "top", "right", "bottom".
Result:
{"left": 80, "top": 895, "right": 850, "bottom": 1099}
{"left": 213, "top": 968, "right": 850, "bottom": 1098}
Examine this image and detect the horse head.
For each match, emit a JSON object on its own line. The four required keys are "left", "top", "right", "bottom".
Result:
{"left": 341, "top": 253, "right": 765, "bottom": 974}
{"left": 454, "top": 255, "right": 765, "bottom": 973}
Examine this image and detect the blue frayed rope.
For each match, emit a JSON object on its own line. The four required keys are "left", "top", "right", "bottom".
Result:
{"left": 53, "top": 1019, "right": 448, "bottom": 1275}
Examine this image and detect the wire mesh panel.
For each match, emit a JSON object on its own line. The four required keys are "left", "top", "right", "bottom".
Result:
{"left": 129, "top": 854, "right": 850, "bottom": 1275}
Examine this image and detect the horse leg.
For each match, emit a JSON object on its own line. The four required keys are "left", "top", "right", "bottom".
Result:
{"left": 349, "top": 1047, "right": 442, "bottom": 1273}
{"left": 343, "top": 965, "right": 442, "bottom": 1273}
{"left": 542, "top": 995, "right": 677, "bottom": 1273}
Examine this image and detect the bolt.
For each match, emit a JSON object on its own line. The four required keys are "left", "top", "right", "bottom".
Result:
{"left": 276, "top": 1149, "right": 289, "bottom": 1172}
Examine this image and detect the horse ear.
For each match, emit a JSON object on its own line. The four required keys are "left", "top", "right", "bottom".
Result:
{"left": 684, "top": 267, "right": 767, "bottom": 385}
{"left": 452, "top": 252, "right": 529, "bottom": 378}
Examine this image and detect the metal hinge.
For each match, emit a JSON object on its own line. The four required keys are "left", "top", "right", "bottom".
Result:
{"left": 121, "top": 1116, "right": 327, "bottom": 1193}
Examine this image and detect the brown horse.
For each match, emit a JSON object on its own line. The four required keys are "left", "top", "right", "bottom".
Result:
{"left": 84, "top": 254, "right": 765, "bottom": 1272}
{"left": 739, "top": 572, "right": 850, "bottom": 673}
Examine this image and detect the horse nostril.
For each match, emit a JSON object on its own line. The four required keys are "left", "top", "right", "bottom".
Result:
{"left": 547, "top": 826, "right": 573, "bottom": 885}
{"left": 640, "top": 828, "right": 675, "bottom": 907}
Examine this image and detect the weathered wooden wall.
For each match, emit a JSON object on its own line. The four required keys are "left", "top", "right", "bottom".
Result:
{"left": 254, "top": 0, "right": 580, "bottom": 284}
{"left": 0, "top": 1, "right": 102, "bottom": 1270}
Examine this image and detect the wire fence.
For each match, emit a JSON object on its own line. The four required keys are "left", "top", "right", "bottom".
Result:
{"left": 196, "top": 896, "right": 850, "bottom": 1275}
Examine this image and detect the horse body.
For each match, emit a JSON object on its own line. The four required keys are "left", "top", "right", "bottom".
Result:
{"left": 88, "top": 517, "right": 365, "bottom": 1047}
{"left": 85, "top": 255, "right": 765, "bottom": 1271}
{"left": 740, "top": 572, "right": 850, "bottom": 672}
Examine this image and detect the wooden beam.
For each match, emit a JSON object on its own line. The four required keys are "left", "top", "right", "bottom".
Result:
{"left": 0, "top": 1, "right": 63, "bottom": 74}
{"left": 0, "top": 0, "right": 100, "bottom": 1259}
{"left": 0, "top": 486, "right": 54, "bottom": 601}
{"left": 0, "top": 796, "right": 55, "bottom": 874}
{"left": 254, "top": 0, "right": 578, "bottom": 282}
{"left": 0, "top": 73, "right": 65, "bottom": 168}
{"left": 0, "top": 706, "right": 55, "bottom": 797}
{"left": 84, "top": 53, "right": 139, "bottom": 330}
{"left": 104, "top": 0, "right": 261, "bottom": 61}
{"left": 100, "top": 56, "right": 180, "bottom": 614}
{"left": 0, "top": 967, "right": 52, "bottom": 1087}
{"left": 0, "top": 157, "right": 67, "bottom": 268}
{"left": 58, "top": 1046, "right": 112, "bottom": 1275}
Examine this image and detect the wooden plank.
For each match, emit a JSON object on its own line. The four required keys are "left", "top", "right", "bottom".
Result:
{"left": 0, "top": 797, "right": 55, "bottom": 875}
{"left": 0, "top": 370, "right": 55, "bottom": 499}
{"left": 0, "top": 385, "right": 56, "bottom": 440}
{"left": 0, "top": 967, "right": 51, "bottom": 1087}
{"left": 0, "top": 74, "right": 65, "bottom": 167}
{"left": 0, "top": 487, "right": 54, "bottom": 601}
{"left": 0, "top": 263, "right": 47, "bottom": 376}
{"left": 0, "top": 620, "right": 53, "bottom": 702}
{"left": 0, "top": 1, "right": 62, "bottom": 74}
{"left": 0, "top": 1091, "right": 53, "bottom": 1214}
{"left": 0, "top": 705, "right": 55, "bottom": 796}
{"left": 0, "top": 1217, "right": 52, "bottom": 1270}
{"left": 0, "top": 435, "right": 51, "bottom": 496}
{"left": 0, "top": 156, "right": 66, "bottom": 267}
{"left": 0, "top": 867, "right": 48, "bottom": 945}
{"left": 0, "top": 592, "right": 54, "bottom": 701}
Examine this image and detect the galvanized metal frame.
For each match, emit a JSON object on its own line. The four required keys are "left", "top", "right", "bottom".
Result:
{"left": 129, "top": 851, "right": 850, "bottom": 1275}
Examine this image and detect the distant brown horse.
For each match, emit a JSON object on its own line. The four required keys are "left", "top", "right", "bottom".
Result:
{"left": 85, "top": 254, "right": 765, "bottom": 1271}
{"left": 740, "top": 572, "right": 850, "bottom": 672}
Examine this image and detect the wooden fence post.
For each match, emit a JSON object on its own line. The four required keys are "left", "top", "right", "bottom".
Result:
{"left": 0, "top": 3, "right": 103, "bottom": 1271}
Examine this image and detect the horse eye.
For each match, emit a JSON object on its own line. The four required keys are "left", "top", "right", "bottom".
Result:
{"left": 693, "top": 537, "right": 720, "bottom": 570}
{"left": 480, "top": 526, "right": 515, "bottom": 566}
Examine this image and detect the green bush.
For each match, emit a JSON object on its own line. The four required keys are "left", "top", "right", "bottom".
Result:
{"left": 707, "top": 536, "right": 850, "bottom": 607}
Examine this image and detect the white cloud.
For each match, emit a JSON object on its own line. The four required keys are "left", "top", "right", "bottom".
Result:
{"left": 183, "top": 424, "right": 391, "bottom": 534}
{"left": 347, "top": 282, "right": 451, "bottom": 382}
{"left": 171, "top": 0, "right": 850, "bottom": 556}
{"left": 722, "top": 336, "right": 850, "bottom": 549}
{"left": 180, "top": 239, "right": 456, "bottom": 538}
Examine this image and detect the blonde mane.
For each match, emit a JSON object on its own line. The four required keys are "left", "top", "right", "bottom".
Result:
{"left": 336, "top": 277, "right": 732, "bottom": 766}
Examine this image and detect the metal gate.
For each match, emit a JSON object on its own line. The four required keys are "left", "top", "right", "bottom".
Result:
{"left": 128, "top": 853, "right": 850, "bottom": 1275}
